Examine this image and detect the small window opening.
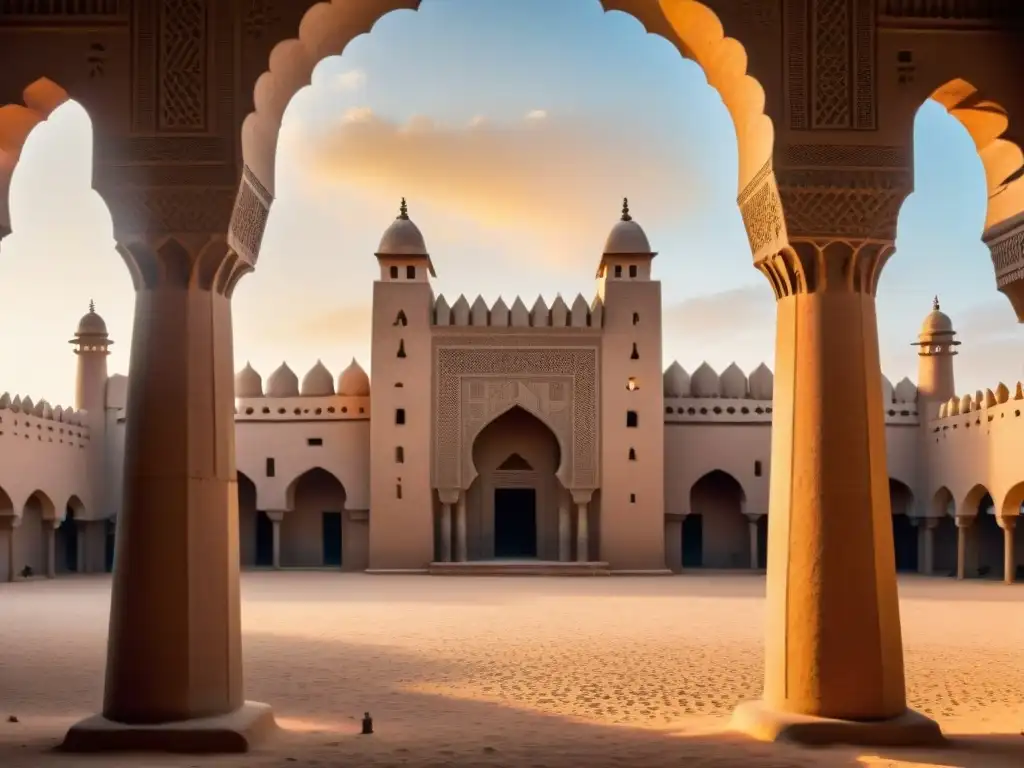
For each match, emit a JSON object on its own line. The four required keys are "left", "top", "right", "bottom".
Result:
{"left": 632, "top": 312, "right": 639, "bottom": 325}
{"left": 630, "top": 343, "right": 639, "bottom": 360}
{"left": 626, "top": 376, "right": 639, "bottom": 392}
{"left": 754, "top": 460, "right": 763, "bottom": 478}
{"left": 626, "top": 410, "right": 638, "bottom": 428}
{"left": 897, "top": 50, "right": 913, "bottom": 64}
{"left": 396, "top": 446, "right": 405, "bottom": 463}
{"left": 395, "top": 408, "right": 406, "bottom": 425}
{"left": 406, "top": 265, "right": 416, "bottom": 279}
{"left": 389, "top": 265, "right": 399, "bottom": 279}
{"left": 628, "top": 264, "right": 637, "bottom": 278}
{"left": 629, "top": 493, "right": 636, "bottom": 504}
{"left": 614, "top": 265, "right": 622, "bottom": 278}
{"left": 307, "top": 438, "right": 323, "bottom": 447}
{"left": 396, "top": 483, "right": 403, "bottom": 499}
{"left": 394, "top": 310, "right": 408, "bottom": 326}
{"left": 265, "top": 457, "right": 275, "bottom": 477}
{"left": 628, "top": 447, "right": 636, "bottom": 461}
{"left": 397, "top": 339, "right": 406, "bottom": 358}
{"left": 395, "top": 382, "right": 404, "bottom": 387}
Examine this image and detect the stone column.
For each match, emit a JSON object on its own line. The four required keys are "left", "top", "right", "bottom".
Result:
{"left": 731, "top": 238, "right": 940, "bottom": 744}
{"left": 558, "top": 499, "right": 571, "bottom": 562}
{"left": 997, "top": 515, "right": 1016, "bottom": 584}
{"left": 745, "top": 513, "right": 763, "bottom": 570}
{"left": 45, "top": 519, "right": 58, "bottom": 578}
{"left": 955, "top": 514, "right": 973, "bottom": 580}
{"left": 920, "top": 518, "right": 937, "bottom": 576}
{"left": 0, "top": 516, "right": 14, "bottom": 582}
{"left": 455, "top": 493, "right": 468, "bottom": 563}
{"left": 437, "top": 489, "right": 458, "bottom": 564}
{"left": 265, "top": 511, "right": 285, "bottom": 570}
{"left": 76, "top": 519, "right": 88, "bottom": 574}
{"left": 63, "top": 236, "right": 274, "bottom": 752}
{"left": 665, "top": 514, "right": 683, "bottom": 573}
{"left": 572, "top": 490, "right": 593, "bottom": 563}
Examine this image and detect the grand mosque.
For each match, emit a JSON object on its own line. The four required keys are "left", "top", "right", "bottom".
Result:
{"left": 1, "top": 201, "right": 1020, "bottom": 583}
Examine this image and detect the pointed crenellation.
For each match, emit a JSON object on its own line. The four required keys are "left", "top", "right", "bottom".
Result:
{"left": 434, "top": 295, "right": 452, "bottom": 326}
{"left": 933, "top": 379, "right": 1024, "bottom": 420}
{"left": 510, "top": 297, "right": 530, "bottom": 328}
{"left": 663, "top": 362, "right": 690, "bottom": 398}
{"left": 589, "top": 294, "right": 603, "bottom": 328}
{"left": 748, "top": 363, "right": 774, "bottom": 400}
{"left": 893, "top": 377, "right": 918, "bottom": 403}
{"left": 489, "top": 297, "right": 510, "bottom": 327}
{"left": 451, "top": 295, "right": 470, "bottom": 326}
{"left": 880, "top": 375, "right": 894, "bottom": 405}
{"left": 691, "top": 362, "right": 720, "bottom": 398}
{"left": 570, "top": 294, "right": 589, "bottom": 328}
{"left": 470, "top": 295, "right": 488, "bottom": 326}
{"left": 531, "top": 296, "right": 549, "bottom": 327}
{"left": 549, "top": 295, "right": 568, "bottom": 328}
{"left": 720, "top": 363, "right": 748, "bottom": 399}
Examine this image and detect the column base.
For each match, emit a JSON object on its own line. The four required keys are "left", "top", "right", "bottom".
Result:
{"left": 730, "top": 700, "right": 943, "bottom": 747}
{"left": 60, "top": 701, "right": 276, "bottom": 754}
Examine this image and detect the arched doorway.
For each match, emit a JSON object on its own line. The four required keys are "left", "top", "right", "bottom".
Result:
{"left": 688, "top": 470, "right": 748, "bottom": 569}
{"left": 0, "top": 485, "right": 13, "bottom": 580}
{"left": 237, "top": 472, "right": 273, "bottom": 568}
{"left": 931, "top": 487, "right": 957, "bottom": 576}
{"left": 468, "top": 406, "right": 563, "bottom": 561}
{"left": 282, "top": 468, "right": 347, "bottom": 568}
{"left": 15, "top": 490, "right": 54, "bottom": 577}
{"left": 56, "top": 496, "right": 86, "bottom": 573}
{"left": 889, "top": 479, "right": 918, "bottom": 573}
{"left": 973, "top": 494, "right": 1004, "bottom": 580}
{"left": 104, "top": 517, "right": 116, "bottom": 573}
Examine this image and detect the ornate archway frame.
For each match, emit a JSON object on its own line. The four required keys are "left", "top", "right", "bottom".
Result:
{"left": 433, "top": 343, "right": 598, "bottom": 493}
{"left": 230, "top": 0, "right": 778, "bottom": 266}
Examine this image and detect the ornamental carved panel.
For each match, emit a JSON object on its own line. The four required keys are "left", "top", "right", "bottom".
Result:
{"left": 434, "top": 344, "right": 599, "bottom": 492}
{"left": 985, "top": 215, "right": 1024, "bottom": 291}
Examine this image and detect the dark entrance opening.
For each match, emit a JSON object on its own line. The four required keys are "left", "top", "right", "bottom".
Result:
{"left": 682, "top": 514, "right": 703, "bottom": 567}
{"left": 756, "top": 515, "right": 768, "bottom": 569}
{"left": 892, "top": 514, "right": 919, "bottom": 572}
{"left": 59, "top": 508, "right": 79, "bottom": 573}
{"left": 104, "top": 518, "right": 116, "bottom": 573}
{"left": 255, "top": 510, "right": 274, "bottom": 567}
{"left": 494, "top": 488, "right": 537, "bottom": 558}
{"left": 322, "top": 511, "right": 343, "bottom": 566}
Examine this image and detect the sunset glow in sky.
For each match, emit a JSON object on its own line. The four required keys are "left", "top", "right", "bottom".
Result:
{"left": 0, "top": 0, "right": 1021, "bottom": 408}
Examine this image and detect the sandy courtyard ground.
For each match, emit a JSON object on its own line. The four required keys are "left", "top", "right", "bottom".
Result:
{"left": 1, "top": 573, "right": 1023, "bottom": 768}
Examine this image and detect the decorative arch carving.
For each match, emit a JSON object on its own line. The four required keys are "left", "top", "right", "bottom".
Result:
{"left": 236, "top": 0, "right": 778, "bottom": 265}
{"left": 284, "top": 466, "right": 347, "bottom": 510}
{"left": 465, "top": 401, "right": 569, "bottom": 489}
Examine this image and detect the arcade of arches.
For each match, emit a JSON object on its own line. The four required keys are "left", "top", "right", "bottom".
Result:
{"left": 2, "top": 0, "right": 1023, "bottom": 754}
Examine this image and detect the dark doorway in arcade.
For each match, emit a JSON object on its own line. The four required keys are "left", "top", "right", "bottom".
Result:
{"left": 682, "top": 514, "right": 703, "bottom": 568}
{"left": 494, "top": 488, "right": 538, "bottom": 558}
{"left": 322, "top": 511, "right": 343, "bottom": 567}
{"left": 255, "top": 510, "right": 274, "bottom": 567}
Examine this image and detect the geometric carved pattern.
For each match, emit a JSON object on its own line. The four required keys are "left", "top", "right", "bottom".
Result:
{"left": 813, "top": 0, "right": 852, "bottom": 128}
{"left": 784, "top": 144, "right": 909, "bottom": 168}
{"left": 228, "top": 166, "right": 272, "bottom": 267}
{"left": 879, "top": 1, "right": 1017, "bottom": 23}
{"left": 785, "top": 0, "right": 809, "bottom": 129}
{"left": 107, "top": 185, "right": 235, "bottom": 238}
{"left": 738, "top": 161, "right": 786, "bottom": 259}
{"left": 777, "top": 168, "right": 911, "bottom": 241}
{"left": 434, "top": 343, "right": 599, "bottom": 492}
{"left": 158, "top": 0, "right": 207, "bottom": 131}
{"left": 985, "top": 215, "right": 1024, "bottom": 290}
{"left": 0, "top": 1, "right": 122, "bottom": 14}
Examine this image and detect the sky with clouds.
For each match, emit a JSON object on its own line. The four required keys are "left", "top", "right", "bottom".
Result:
{"left": 0, "top": 0, "right": 1021, "bottom": 409}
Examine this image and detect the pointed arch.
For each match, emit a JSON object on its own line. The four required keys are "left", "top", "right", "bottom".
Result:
{"left": 23, "top": 489, "right": 56, "bottom": 521}
{"left": 930, "top": 486, "right": 955, "bottom": 518}
{"left": 466, "top": 402, "right": 568, "bottom": 487}
{"left": 0, "top": 485, "right": 13, "bottom": 517}
{"left": 688, "top": 470, "right": 748, "bottom": 569}
{"left": 961, "top": 483, "right": 993, "bottom": 517}
{"left": 998, "top": 480, "right": 1024, "bottom": 518}
{"left": 284, "top": 466, "right": 347, "bottom": 511}
{"left": 281, "top": 466, "right": 347, "bottom": 568}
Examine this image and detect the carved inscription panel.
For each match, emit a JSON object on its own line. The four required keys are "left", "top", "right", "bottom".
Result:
{"left": 434, "top": 344, "right": 599, "bottom": 491}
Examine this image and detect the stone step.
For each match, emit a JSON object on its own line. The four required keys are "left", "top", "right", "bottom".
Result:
{"left": 428, "top": 560, "right": 612, "bottom": 576}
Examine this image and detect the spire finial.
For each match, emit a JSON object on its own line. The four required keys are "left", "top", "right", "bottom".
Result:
{"left": 933, "top": 295, "right": 940, "bottom": 312}
{"left": 621, "top": 197, "right": 632, "bottom": 222}
{"left": 88, "top": 299, "right": 95, "bottom": 314}
{"left": 398, "top": 198, "right": 409, "bottom": 220}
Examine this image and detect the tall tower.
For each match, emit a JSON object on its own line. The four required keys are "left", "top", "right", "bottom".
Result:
{"left": 368, "top": 200, "right": 437, "bottom": 570}
{"left": 911, "top": 296, "right": 960, "bottom": 419}
{"left": 596, "top": 199, "right": 666, "bottom": 570}
{"left": 69, "top": 301, "right": 112, "bottom": 566}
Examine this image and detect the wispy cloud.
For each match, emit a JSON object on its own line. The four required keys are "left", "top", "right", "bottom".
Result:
{"left": 286, "top": 107, "right": 698, "bottom": 266}
{"left": 664, "top": 285, "right": 774, "bottom": 340}
{"left": 333, "top": 68, "right": 367, "bottom": 91}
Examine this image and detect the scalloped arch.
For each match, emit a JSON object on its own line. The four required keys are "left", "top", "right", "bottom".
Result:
{"left": 466, "top": 402, "right": 569, "bottom": 490}
{"left": 241, "top": 0, "right": 774, "bottom": 201}
{"left": 931, "top": 78, "right": 1024, "bottom": 231}
{"left": 0, "top": 77, "right": 70, "bottom": 233}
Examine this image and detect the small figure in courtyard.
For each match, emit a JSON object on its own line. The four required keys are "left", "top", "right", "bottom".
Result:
{"left": 361, "top": 712, "right": 373, "bottom": 735}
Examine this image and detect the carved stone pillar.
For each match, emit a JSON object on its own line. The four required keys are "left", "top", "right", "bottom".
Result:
{"left": 455, "top": 493, "right": 468, "bottom": 563}
{"left": 265, "top": 511, "right": 285, "bottom": 570}
{"left": 558, "top": 499, "right": 571, "bottom": 563}
{"left": 984, "top": 211, "right": 1024, "bottom": 322}
{"left": 63, "top": 236, "right": 275, "bottom": 752}
{"left": 45, "top": 519, "right": 58, "bottom": 578}
{"left": 664, "top": 514, "right": 683, "bottom": 573}
{"left": 920, "top": 518, "right": 937, "bottom": 576}
{"left": 572, "top": 490, "right": 593, "bottom": 563}
{"left": 955, "top": 514, "right": 974, "bottom": 581}
{"left": 997, "top": 515, "right": 1017, "bottom": 585}
{"left": 0, "top": 516, "right": 14, "bottom": 582}
{"left": 437, "top": 489, "right": 459, "bottom": 565}
{"left": 731, "top": 231, "right": 941, "bottom": 745}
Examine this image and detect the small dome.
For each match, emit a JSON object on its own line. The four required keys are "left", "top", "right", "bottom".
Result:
{"left": 76, "top": 300, "right": 108, "bottom": 336}
{"left": 920, "top": 296, "right": 954, "bottom": 336}
{"left": 880, "top": 375, "right": 894, "bottom": 404}
{"left": 748, "top": 363, "right": 774, "bottom": 400}
{"left": 266, "top": 362, "right": 299, "bottom": 398}
{"left": 337, "top": 358, "right": 370, "bottom": 396}
{"left": 603, "top": 198, "right": 653, "bottom": 254}
{"left": 663, "top": 362, "right": 690, "bottom": 398}
{"left": 894, "top": 377, "right": 918, "bottom": 403}
{"left": 720, "top": 363, "right": 748, "bottom": 399}
{"left": 377, "top": 198, "right": 428, "bottom": 256}
{"left": 690, "top": 362, "right": 720, "bottom": 398}
{"left": 235, "top": 362, "right": 263, "bottom": 398}
{"left": 301, "top": 360, "right": 335, "bottom": 397}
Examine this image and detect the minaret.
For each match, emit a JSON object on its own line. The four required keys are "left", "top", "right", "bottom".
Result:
{"left": 69, "top": 300, "right": 112, "bottom": 568}
{"left": 911, "top": 296, "right": 959, "bottom": 419}
{"left": 369, "top": 199, "right": 435, "bottom": 569}
{"left": 596, "top": 198, "right": 666, "bottom": 570}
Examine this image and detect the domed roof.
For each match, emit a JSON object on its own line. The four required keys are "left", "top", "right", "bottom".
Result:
{"left": 337, "top": 358, "right": 370, "bottom": 396}
{"left": 235, "top": 362, "right": 263, "bottom": 398}
{"left": 75, "top": 300, "right": 108, "bottom": 336}
{"left": 377, "top": 198, "right": 429, "bottom": 257}
{"left": 720, "top": 363, "right": 748, "bottom": 399}
{"left": 920, "top": 296, "right": 954, "bottom": 336}
{"left": 663, "top": 362, "right": 690, "bottom": 398}
{"left": 266, "top": 362, "right": 299, "bottom": 398}
{"left": 603, "top": 198, "right": 654, "bottom": 255}
{"left": 301, "top": 360, "right": 335, "bottom": 397}
{"left": 748, "top": 363, "right": 774, "bottom": 400}
{"left": 691, "top": 362, "right": 720, "bottom": 398}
